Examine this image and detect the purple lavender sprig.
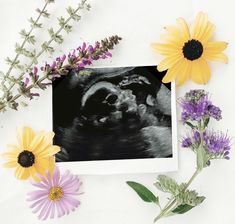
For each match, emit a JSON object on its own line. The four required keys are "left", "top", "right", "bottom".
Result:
{"left": 0, "top": 35, "right": 121, "bottom": 112}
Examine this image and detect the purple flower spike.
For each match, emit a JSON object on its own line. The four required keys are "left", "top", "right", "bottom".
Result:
{"left": 27, "top": 166, "right": 82, "bottom": 220}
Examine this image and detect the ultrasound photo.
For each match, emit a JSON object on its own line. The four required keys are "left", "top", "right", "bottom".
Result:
{"left": 53, "top": 66, "right": 173, "bottom": 162}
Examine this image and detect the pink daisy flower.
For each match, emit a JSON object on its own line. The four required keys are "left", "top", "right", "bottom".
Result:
{"left": 27, "top": 166, "right": 82, "bottom": 220}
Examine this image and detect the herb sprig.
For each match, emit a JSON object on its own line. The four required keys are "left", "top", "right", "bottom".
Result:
{"left": 0, "top": 36, "right": 122, "bottom": 112}
{"left": 127, "top": 90, "right": 231, "bottom": 222}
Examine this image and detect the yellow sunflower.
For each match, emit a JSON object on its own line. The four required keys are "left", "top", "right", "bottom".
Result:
{"left": 2, "top": 127, "right": 60, "bottom": 181}
{"left": 151, "top": 12, "right": 228, "bottom": 85}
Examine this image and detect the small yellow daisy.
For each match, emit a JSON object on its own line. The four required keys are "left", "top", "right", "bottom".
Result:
{"left": 151, "top": 12, "right": 228, "bottom": 85}
{"left": 2, "top": 127, "right": 60, "bottom": 181}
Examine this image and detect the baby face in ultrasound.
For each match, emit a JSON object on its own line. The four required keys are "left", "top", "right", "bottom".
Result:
{"left": 53, "top": 67, "right": 172, "bottom": 161}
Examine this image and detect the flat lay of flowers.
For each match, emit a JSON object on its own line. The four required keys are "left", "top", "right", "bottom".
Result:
{"left": 0, "top": 0, "right": 233, "bottom": 223}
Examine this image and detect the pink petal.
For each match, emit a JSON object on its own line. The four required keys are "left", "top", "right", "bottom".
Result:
{"left": 29, "top": 197, "right": 47, "bottom": 209}
{"left": 31, "top": 198, "right": 48, "bottom": 214}
{"left": 30, "top": 180, "right": 48, "bottom": 190}
{"left": 46, "top": 170, "right": 53, "bottom": 187}
{"left": 50, "top": 203, "right": 55, "bottom": 219}
{"left": 60, "top": 200, "right": 70, "bottom": 215}
{"left": 40, "top": 174, "right": 50, "bottom": 187}
{"left": 42, "top": 202, "right": 53, "bottom": 220}
{"left": 27, "top": 190, "right": 48, "bottom": 201}
{"left": 52, "top": 166, "right": 60, "bottom": 186}
{"left": 63, "top": 195, "right": 81, "bottom": 208}
{"left": 56, "top": 201, "right": 65, "bottom": 218}
{"left": 38, "top": 200, "right": 50, "bottom": 220}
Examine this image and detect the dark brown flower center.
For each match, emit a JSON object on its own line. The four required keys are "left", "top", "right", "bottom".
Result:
{"left": 17, "top": 150, "right": 35, "bottom": 168}
{"left": 182, "top": 39, "right": 203, "bottom": 60}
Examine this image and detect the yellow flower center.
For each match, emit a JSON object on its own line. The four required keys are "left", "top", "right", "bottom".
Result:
{"left": 48, "top": 187, "right": 63, "bottom": 201}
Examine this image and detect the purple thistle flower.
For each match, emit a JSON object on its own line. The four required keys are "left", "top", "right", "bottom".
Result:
{"left": 203, "top": 131, "right": 231, "bottom": 158}
{"left": 27, "top": 167, "right": 82, "bottom": 220}
{"left": 180, "top": 90, "right": 222, "bottom": 123}
{"left": 181, "top": 137, "right": 192, "bottom": 148}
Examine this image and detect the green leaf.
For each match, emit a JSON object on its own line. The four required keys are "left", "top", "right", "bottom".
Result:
{"left": 29, "top": 17, "right": 42, "bottom": 28}
{"left": 19, "top": 29, "right": 28, "bottom": 39}
{"left": 172, "top": 204, "right": 194, "bottom": 214}
{"left": 27, "top": 35, "right": 36, "bottom": 45}
{"left": 185, "top": 122, "right": 195, "bottom": 129}
{"left": 154, "top": 175, "right": 179, "bottom": 196}
{"left": 127, "top": 181, "right": 159, "bottom": 204}
{"left": 66, "top": 6, "right": 75, "bottom": 16}
{"left": 203, "top": 117, "right": 210, "bottom": 129}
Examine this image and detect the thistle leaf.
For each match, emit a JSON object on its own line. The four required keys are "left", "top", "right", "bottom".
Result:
{"left": 176, "top": 189, "right": 205, "bottom": 206}
{"left": 127, "top": 181, "right": 159, "bottom": 204}
{"left": 154, "top": 175, "right": 180, "bottom": 196}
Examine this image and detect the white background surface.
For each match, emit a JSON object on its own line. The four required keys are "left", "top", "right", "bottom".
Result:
{"left": 0, "top": 0, "right": 235, "bottom": 223}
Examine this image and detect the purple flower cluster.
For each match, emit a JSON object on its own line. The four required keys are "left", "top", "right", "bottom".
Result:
{"left": 203, "top": 131, "right": 231, "bottom": 159}
{"left": 181, "top": 90, "right": 222, "bottom": 123}
{"left": 182, "top": 130, "right": 231, "bottom": 160}
{"left": 181, "top": 131, "right": 200, "bottom": 148}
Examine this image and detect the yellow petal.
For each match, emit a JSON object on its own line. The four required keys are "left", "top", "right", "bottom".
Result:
{"left": 162, "top": 59, "right": 185, "bottom": 83}
{"left": 18, "top": 127, "right": 35, "bottom": 149}
{"left": 2, "top": 145, "right": 20, "bottom": 158}
{"left": 29, "top": 166, "right": 40, "bottom": 182}
{"left": 3, "top": 161, "right": 18, "bottom": 168}
{"left": 204, "top": 41, "right": 228, "bottom": 53}
{"left": 177, "top": 17, "right": 190, "bottom": 41}
{"left": 204, "top": 52, "right": 228, "bottom": 63}
{"left": 33, "top": 132, "right": 55, "bottom": 155}
{"left": 38, "top": 146, "right": 60, "bottom": 158}
{"left": 200, "top": 22, "right": 215, "bottom": 43}
{"left": 48, "top": 156, "right": 56, "bottom": 175}
{"left": 192, "top": 12, "right": 209, "bottom": 40}
{"left": 176, "top": 60, "right": 192, "bottom": 86}
{"left": 15, "top": 166, "right": 30, "bottom": 180}
{"left": 157, "top": 53, "right": 183, "bottom": 71}
{"left": 191, "top": 58, "right": 211, "bottom": 84}
{"left": 34, "top": 157, "right": 55, "bottom": 176}
{"left": 151, "top": 43, "right": 181, "bottom": 56}
{"left": 29, "top": 134, "right": 44, "bottom": 153}
{"left": 164, "top": 25, "right": 185, "bottom": 44}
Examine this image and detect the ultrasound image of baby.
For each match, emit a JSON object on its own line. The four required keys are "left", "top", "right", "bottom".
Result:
{"left": 53, "top": 66, "right": 172, "bottom": 162}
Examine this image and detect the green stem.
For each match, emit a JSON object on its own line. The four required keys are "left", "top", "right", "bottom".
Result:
{"left": 1, "top": 1, "right": 49, "bottom": 85}
{"left": 154, "top": 168, "right": 201, "bottom": 222}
